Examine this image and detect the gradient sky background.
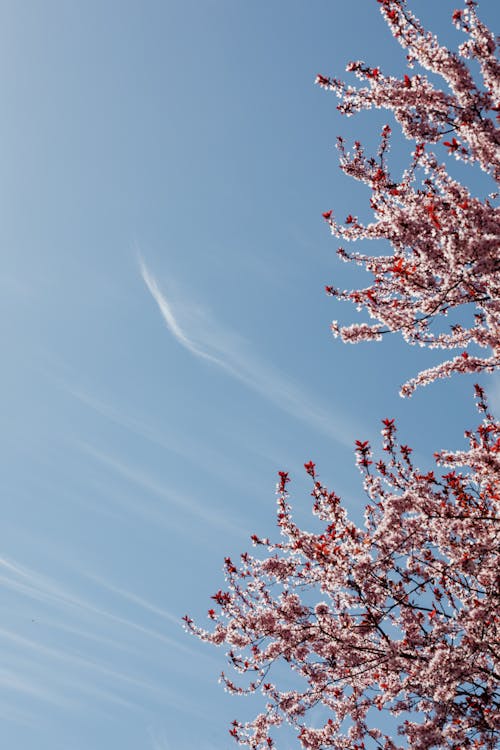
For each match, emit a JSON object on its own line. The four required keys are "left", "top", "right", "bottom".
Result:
{"left": 0, "top": 1, "right": 498, "bottom": 748}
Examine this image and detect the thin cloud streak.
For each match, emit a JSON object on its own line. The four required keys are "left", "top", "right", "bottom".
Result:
{"left": 84, "top": 574, "right": 179, "bottom": 626}
{"left": 47, "top": 377, "right": 266, "bottom": 498}
{"left": 0, "top": 556, "right": 223, "bottom": 717}
{"left": 0, "top": 556, "right": 195, "bottom": 657}
{"left": 140, "top": 261, "right": 362, "bottom": 448}
{"left": 0, "top": 630, "right": 187, "bottom": 717}
{"left": 140, "top": 260, "right": 227, "bottom": 369}
{"left": 0, "top": 627, "right": 150, "bottom": 693}
{"left": 0, "top": 666, "right": 74, "bottom": 708}
{"left": 78, "top": 442, "right": 248, "bottom": 538}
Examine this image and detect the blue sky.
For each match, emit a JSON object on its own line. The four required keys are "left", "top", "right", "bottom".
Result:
{"left": 0, "top": 1, "right": 498, "bottom": 748}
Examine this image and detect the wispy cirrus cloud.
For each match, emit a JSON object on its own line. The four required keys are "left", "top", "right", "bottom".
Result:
{"left": 51, "top": 379, "right": 264, "bottom": 497}
{"left": 0, "top": 556, "right": 191, "bottom": 656}
{"left": 77, "top": 442, "right": 248, "bottom": 538}
{"left": 141, "top": 262, "right": 227, "bottom": 369}
{"left": 140, "top": 260, "right": 362, "bottom": 448}
{"left": 0, "top": 555, "right": 219, "bottom": 721}
{"left": 82, "top": 574, "right": 181, "bottom": 626}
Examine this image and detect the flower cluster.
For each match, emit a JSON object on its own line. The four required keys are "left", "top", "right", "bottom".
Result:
{"left": 317, "top": 0, "right": 499, "bottom": 396}
{"left": 186, "top": 389, "right": 499, "bottom": 749}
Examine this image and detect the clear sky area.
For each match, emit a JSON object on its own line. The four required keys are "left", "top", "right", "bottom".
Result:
{"left": 0, "top": 1, "right": 498, "bottom": 748}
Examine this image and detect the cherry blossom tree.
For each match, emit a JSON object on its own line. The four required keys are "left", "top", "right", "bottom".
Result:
{"left": 185, "top": 2, "right": 499, "bottom": 748}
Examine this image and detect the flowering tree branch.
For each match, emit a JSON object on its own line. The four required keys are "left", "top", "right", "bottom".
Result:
{"left": 187, "top": 2, "right": 500, "bottom": 748}
{"left": 317, "top": 0, "right": 499, "bottom": 396}
{"left": 186, "top": 387, "right": 499, "bottom": 749}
